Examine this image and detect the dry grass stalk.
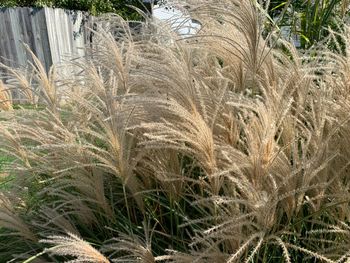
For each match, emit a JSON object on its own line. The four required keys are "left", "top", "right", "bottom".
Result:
{"left": 0, "top": 80, "right": 12, "bottom": 111}
{"left": 41, "top": 233, "right": 110, "bottom": 263}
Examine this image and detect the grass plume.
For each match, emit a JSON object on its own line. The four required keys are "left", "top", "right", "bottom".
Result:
{"left": 0, "top": 0, "right": 350, "bottom": 262}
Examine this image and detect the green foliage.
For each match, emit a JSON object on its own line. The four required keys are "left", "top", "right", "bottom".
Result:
{"left": 0, "top": 0, "right": 150, "bottom": 19}
{"left": 0, "top": 155, "right": 14, "bottom": 190}
{"left": 267, "top": 0, "right": 349, "bottom": 48}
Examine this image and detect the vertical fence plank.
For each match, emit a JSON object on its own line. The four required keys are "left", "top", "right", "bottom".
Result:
{"left": 0, "top": 7, "right": 89, "bottom": 101}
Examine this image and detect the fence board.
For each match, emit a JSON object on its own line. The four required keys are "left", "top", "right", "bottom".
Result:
{"left": 0, "top": 7, "right": 91, "bottom": 100}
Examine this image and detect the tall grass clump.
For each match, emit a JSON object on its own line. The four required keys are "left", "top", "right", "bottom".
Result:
{"left": 1, "top": 0, "right": 350, "bottom": 262}
{"left": 266, "top": 0, "right": 349, "bottom": 49}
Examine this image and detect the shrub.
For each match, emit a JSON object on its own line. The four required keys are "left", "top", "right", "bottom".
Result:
{"left": 1, "top": 0, "right": 350, "bottom": 262}
{"left": 266, "top": 0, "right": 349, "bottom": 49}
{"left": 0, "top": 0, "right": 151, "bottom": 19}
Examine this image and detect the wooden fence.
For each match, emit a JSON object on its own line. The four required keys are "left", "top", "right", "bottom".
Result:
{"left": 0, "top": 7, "right": 149, "bottom": 102}
{"left": 0, "top": 7, "right": 92, "bottom": 70}
{"left": 0, "top": 7, "right": 94, "bottom": 101}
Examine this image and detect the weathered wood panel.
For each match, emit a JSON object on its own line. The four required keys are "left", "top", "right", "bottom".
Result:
{"left": 0, "top": 7, "right": 148, "bottom": 102}
{"left": 0, "top": 7, "right": 92, "bottom": 100}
